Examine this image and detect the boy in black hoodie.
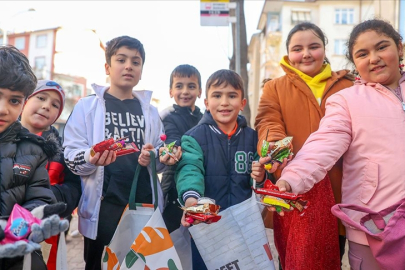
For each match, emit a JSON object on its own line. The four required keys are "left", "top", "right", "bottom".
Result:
{"left": 159, "top": 64, "right": 203, "bottom": 233}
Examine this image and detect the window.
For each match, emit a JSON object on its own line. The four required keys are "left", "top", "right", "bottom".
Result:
{"left": 0, "top": 38, "right": 3, "bottom": 45}
{"left": 14, "top": 37, "right": 25, "bottom": 50}
{"left": 335, "top": 9, "right": 354, "bottom": 24}
{"left": 334, "top": 39, "right": 347, "bottom": 55}
{"left": 36, "top": 34, "right": 47, "bottom": 48}
{"left": 267, "top": 13, "right": 280, "bottom": 32}
{"left": 291, "top": 10, "right": 311, "bottom": 24}
{"left": 34, "top": 57, "right": 46, "bottom": 79}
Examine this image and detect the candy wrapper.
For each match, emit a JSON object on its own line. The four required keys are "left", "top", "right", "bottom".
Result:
{"left": 90, "top": 137, "right": 140, "bottom": 157}
{"left": 182, "top": 198, "right": 221, "bottom": 224}
{"left": 0, "top": 204, "right": 41, "bottom": 245}
{"left": 160, "top": 134, "right": 179, "bottom": 161}
{"left": 261, "top": 136, "right": 293, "bottom": 170}
{"left": 253, "top": 180, "right": 309, "bottom": 216}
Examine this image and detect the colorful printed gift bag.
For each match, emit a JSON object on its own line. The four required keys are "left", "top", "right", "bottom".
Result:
{"left": 102, "top": 151, "right": 182, "bottom": 270}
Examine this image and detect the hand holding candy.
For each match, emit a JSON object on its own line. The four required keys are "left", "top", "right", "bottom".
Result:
{"left": 0, "top": 219, "right": 41, "bottom": 258}
{"left": 159, "top": 134, "right": 181, "bottom": 164}
{"left": 260, "top": 137, "right": 294, "bottom": 173}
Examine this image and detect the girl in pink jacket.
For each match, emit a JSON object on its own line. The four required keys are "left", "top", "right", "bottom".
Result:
{"left": 273, "top": 19, "right": 404, "bottom": 270}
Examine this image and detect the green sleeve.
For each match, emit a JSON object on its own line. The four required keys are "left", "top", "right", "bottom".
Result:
{"left": 175, "top": 135, "right": 205, "bottom": 205}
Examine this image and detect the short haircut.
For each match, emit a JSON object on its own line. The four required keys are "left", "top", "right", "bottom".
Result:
{"left": 169, "top": 64, "right": 201, "bottom": 89}
{"left": 105, "top": 36, "right": 145, "bottom": 66}
{"left": 0, "top": 45, "right": 37, "bottom": 98}
{"left": 206, "top": 69, "right": 244, "bottom": 99}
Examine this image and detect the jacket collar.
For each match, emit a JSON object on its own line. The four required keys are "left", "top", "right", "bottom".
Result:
{"left": 173, "top": 104, "right": 201, "bottom": 117}
{"left": 199, "top": 111, "right": 247, "bottom": 134}
{"left": 91, "top": 83, "right": 154, "bottom": 109}
{"left": 354, "top": 71, "right": 405, "bottom": 88}
{"left": 0, "top": 121, "right": 22, "bottom": 142}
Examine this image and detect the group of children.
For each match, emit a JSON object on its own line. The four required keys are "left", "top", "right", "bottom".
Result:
{"left": 0, "top": 18, "right": 404, "bottom": 270}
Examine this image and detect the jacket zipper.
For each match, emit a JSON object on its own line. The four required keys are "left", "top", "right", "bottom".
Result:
{"left": 381, "top": 84, "right": 405, "bottom": 111}
{"left": 227, "top": 137, "right": 231, "bottom": 208}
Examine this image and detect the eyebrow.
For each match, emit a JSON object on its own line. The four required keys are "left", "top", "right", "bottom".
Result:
{"left": 116, "top": 53, "right": 141, "bottom": 60}
{"left": 210, "top": 90, "right": 239, "bottom": 95}
{"left": 354, "top": 40, "right": 390, "bottom": 55}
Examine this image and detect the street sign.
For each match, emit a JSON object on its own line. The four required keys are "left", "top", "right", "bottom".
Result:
{"left": 200, "top": 0, "right": 230, "bottom": 27}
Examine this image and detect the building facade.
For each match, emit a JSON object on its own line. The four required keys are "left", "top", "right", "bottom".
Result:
{"left": 1, "top": 26, "right": 106, "bottom": 125}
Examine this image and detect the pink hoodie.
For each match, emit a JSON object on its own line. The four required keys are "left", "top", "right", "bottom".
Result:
{"left": 280, "top": 72, "right": 405, "bottom": 245}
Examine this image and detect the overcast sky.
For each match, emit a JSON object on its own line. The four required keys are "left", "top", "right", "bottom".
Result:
{"left": 0, "top": 1, "right": 264, "bottom": 110}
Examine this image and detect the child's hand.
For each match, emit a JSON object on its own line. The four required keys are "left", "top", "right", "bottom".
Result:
{"left": 251, "top": 157, "right": 271, "bottom": 183}
{"left": 138, "top": 143, "right": 154, "bottom": 166}
{"left": 159, "top": 146, "right": 182, "bottom": 165}
{"left": 89, "top": 150, "right": 117, "bottom": 166}
{"left": 266, "top": 179, "right": 292, "bottom": 216}
{"left": 181, "top": 197, "right": 199, "bottom": 227}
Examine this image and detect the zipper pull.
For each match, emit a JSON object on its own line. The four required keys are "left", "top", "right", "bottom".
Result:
{"left": 402, "top": 102, "right": 405, "bottom": 111}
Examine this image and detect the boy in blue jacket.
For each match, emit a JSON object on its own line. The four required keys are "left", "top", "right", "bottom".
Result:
{"left": 175, "top": 69, "right": 266, "bottom": 270}
{"left": 159, "top": 64, "right": 203, "bottom": 233}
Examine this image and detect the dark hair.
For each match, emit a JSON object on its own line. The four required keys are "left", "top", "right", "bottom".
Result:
{"left": 286, "top": 22, "right": 330, "bottom": 64}
{"left": 346, "top": 19, "right": 403, "bottom": 63}
{"left": 170, "top": 64, "right": 201, "bottom": 89}
{"left": 0, "top": 45, "right": 37, "bottom": 98}
{"left": 206, "top": 69, "right": 244, "bottom": 99}
{"left": 105, "top": 36, "right": 145, "bottom": 66}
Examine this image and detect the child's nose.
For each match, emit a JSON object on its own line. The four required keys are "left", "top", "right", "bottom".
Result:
{"left": 370, "top": 52, "right": 381, "bottom": 64}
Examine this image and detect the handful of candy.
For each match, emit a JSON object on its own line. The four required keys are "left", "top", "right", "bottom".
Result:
{"left": 90, "top": 137, "right": 140, "bottom": 157}
{"left": 253, "top": 180, "right": 309, "bottom": 216}
{"left": 261, "top": 136, "right": 293, "bottom": 171}
{"left": 0, "top": 204, "right": 41, "bottom": 245}
{"left": 182, "top": 198, "right": 221, "bottom": 224}
{"left": 160, "top": 134, "right": 179, "bottom": 161}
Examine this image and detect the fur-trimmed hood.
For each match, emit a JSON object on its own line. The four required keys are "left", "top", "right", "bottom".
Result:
{"left": 0, "top": 121, "right": 61, "bottom": 159}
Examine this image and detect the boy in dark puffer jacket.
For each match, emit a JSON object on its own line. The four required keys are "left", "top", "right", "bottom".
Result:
{"left": 20, "top": 80, "right": 82, "bottom": 270}
{"left": 159, "top": 64, "right": 203, "bottom": 233}
{"left": 0, "top": 45, "right": 68, "bottom": 270}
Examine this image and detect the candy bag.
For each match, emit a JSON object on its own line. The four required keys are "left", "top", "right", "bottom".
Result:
{"left": 0, "top": 204, "right": 41, "bottom": 245}
{"left": 261, "top": 136, "right": 293, "bottom": 170}
{"left": 90, "top": 137, "right": 140, "bottom": 157}
{"left": 253, "top": 180, "right": 309, "bottom": 216}
{"left": 182, "top": 197, "right": 221, "bottom": 224}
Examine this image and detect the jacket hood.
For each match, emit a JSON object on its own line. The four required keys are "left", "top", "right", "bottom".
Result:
{"left": 17, "top": 124, "right": 61, "bottom": 159}
{"left": 199, "top": 111, "right": 247, "bottom": 129}
{"left": 91, "top": 83, "right": 154, "bottom": 107}
{"left": 173, "top": 104, "right": 201, "bottom": 116}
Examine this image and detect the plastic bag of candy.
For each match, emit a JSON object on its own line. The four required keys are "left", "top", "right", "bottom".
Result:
{"left": 90, "top": 137, "right": 140, "bottom": 157}
{"left": 0, "top": 204, "right": 41, "bottom": 245}
{"left": 182, "top": 197, "right": 221, "bottom": 224}
{"left": 253, "top": 180, "right": 309, "bottom": 216}
{"left": 261, "top": 136, "right": 293, "bottom": 170}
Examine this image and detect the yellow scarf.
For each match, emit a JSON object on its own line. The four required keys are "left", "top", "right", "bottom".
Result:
{"left": 280, "top": 56, "right": 332, "bottom": 105}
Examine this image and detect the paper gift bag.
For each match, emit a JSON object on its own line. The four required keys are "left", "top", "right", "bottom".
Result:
{"left": 120, "top": 209, "right": 182, "bottom": 270}
{"left": 102, "top": 151, "right": 157, "bottom": 270}
{"left": 189, "top": 193, "right": 275, "bottom": 270}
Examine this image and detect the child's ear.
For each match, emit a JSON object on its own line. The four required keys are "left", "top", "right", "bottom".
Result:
{"left": 169, "top": 88, "right": 173, "bottom": 98}
{"left": 198, "top": 88, "right": 202, "bottom": 99}
{"left": 240, "top": 98, "right": 247, "bottom": 111}
{"left": 105, "top": 63, "right": 110, "bottom": 75}
{"left": 204, "top": 98, "right": 209, "bottom": 111}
